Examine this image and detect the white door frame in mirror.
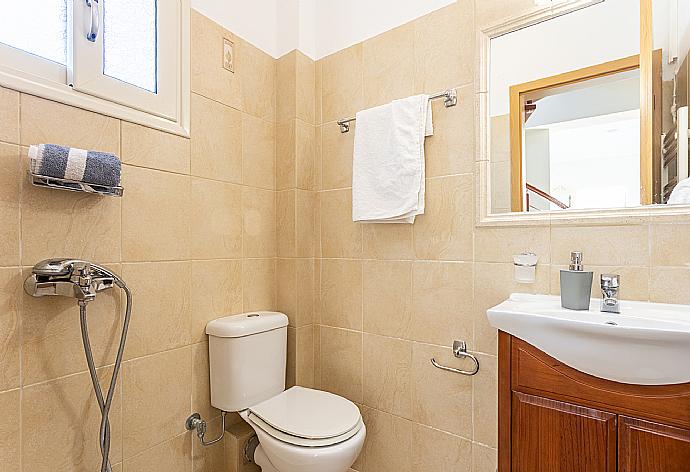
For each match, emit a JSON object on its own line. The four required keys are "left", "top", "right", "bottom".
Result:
{"left": 476, "top": 0, "right": 690, "bottom": 227}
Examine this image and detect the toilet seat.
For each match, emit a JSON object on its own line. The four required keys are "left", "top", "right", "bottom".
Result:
{"left": 247, "top": 386, "right": 363, "bottom": 447}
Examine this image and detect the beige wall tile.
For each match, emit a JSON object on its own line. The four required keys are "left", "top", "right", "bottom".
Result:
{"left": 277, "top": 51, "right": 297, "bottom": 123}
{"left": 243, "top": 259, "right": 276, "bottom": 311}
{"left": 0, "top": 87, "right": 19, "bottom": 144}
{"left": 414, "top": 175, "right": 474, "bottom": 261}
{"left": 475, "top": 224, "right": 551, "bottom": 263}
{"left": 21, "top": 158, "right": 121, "bottom": 265}
{"left": 22, "top": 268, "right": 122, "bottom": 385}
{"left": 550, "top": 264, "right": 649, "bottom": 302}
{"left": 0, "top": 144, "right": 20, "bottom": 265}
{"left": 363, "top": 334, "right": 412, "bottom": 418}
{"left": 313, "top": 323, "right": 322, "bottom": 389}
{"left": 296, "top": 324, "right": 315, "bottom": 387}
{"left": 320, "top": 189, "right": 362, "bottom": 258}
{"left": 0, "top": 269, "right": 19, "bottom": 391}
{"left": 296, "top": 51, "right": 316, "bottom": 125}
{"left": 411, "top": 423, "right": 472, "bottom": 472}
{"left": 362, "top": 24, "right": 415, "bottom": 108}
{"left": 242, "top": 187, "right": 276, "bottom": 258}
{"left": 123, "top": 433, "right": 192, "bottom": 472}
{"left": 277, "top": 258, "right": 297, "bottom": 325}
{"left": 473, "top": 262, "right": 550, "bottom": 356}
{"left": 321, "top": 121, "right": 355, "bottom": 190}
{"left": 277, "top": 190, "right": 296, "bottom": 257}
{"left": 362, "top": 224, "right": 414, "bottom": 260}
{"left": 191, "top": 342, "right": 220, "bottom": 423}
{"left": 490, "top": 114, "right": 511, "bottom": 163}
{"left": 296, "top": 259, "right": 315, "bottom": 326}
{"left": 321, "top": 45, "right": 364, "bottom": 124}
{"left": 121, "top": 121, "right": 190, "bottom": 174}
{"left": 411, "top": 261, "right": 473, "bottom": 347}
{"left": 121, "top": 262, "right": 191, "bottom": 359}
{"left": 191, "top": 10, "right": 242, "bottom": 109}
{"left": 191, "top": 178, "right": 243, "bottom": 259}
{"left": 320, "top": 326, "right": 363, "bottom": 403}
{"left": 320, "top": 259, "right": 363, "bottom": 330}
{"left": 191, "top": 260, "right": 243, "bottom": 342}
{"left": 123, "top": 347, "right": 191, "bottom": 458}
{"left": 276, "top": 121, "right": 296, "bottom": 190}
{"left": 242, "top": 115, "right": 275, "bottom": 190}
{"left": 651, "top": 223, "right": 690, "bottom": 266}
{"left": 191, "top": 93, "right": 242, "bottom": 184}
{"left": 550, "top": 225, "right": 649, "bottom": 267}
{"left": 20, "top": 94, "right": 120, "bottom": 154}
{"left": 295, "top": 120, "right": 316, "bottom": 190}
{"left": 121, "top": 166, "right": 191, "bottom": 262}
{"left": 414, "top": 2, "right": 475, "bottom": 93}
{"left": 473, "top": 354, "right": 498, "bottom": 448}
{"left": 287, "top": 326, "right": 297, "bottom": 387}
{"left": 472, "top": 443, "right": 498, "bottom": 472}
{"left": 22, "top": 367, "right": 122, "bottom": 472}
{"left": 650, "top": 266, "right": 690, "bottom": 304}
{"left": 0, "top": 389, "right": 19, "bottom": 470}
{"left": 363, "top": 261, "right": 413, "bottom": 338}
{"left": 360, "top": 408, "right": 412, "bottom": 472}
{"left": 411, "top": 342, "right": 473, "bottom": 438}
{"left": 424, "top": 85, "right": 476, "bottom": 178}
{"left": 296, "top": 190, "right": 316, "bottom": 257}
{"left": 315, "top": 61, "right": 323, "bottom": 126}
{"left": 240, "top": 42, "right": 276, "bottom": 121}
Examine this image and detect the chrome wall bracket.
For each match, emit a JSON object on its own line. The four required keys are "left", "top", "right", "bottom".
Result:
{"left": 430, "top": 340, "right": 480, "bottom": 376}
{"left": 186, "top": 411, "right": 227, "bottom": 447}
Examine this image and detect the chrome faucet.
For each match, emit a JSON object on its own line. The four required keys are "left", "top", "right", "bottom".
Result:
{"left": 600, "top": 274, "right": 620, "bottom": 314}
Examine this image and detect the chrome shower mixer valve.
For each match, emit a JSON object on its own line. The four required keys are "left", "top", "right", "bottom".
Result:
{"left": 24, "top": 259, "right": 132, "bottom": 472}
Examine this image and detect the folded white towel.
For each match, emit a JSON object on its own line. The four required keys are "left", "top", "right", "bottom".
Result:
{"left": 668, "top": 177, "right": 690, "bottom": 205}
{"left": 352, "top": 94, "right": 433, "bottom": 223}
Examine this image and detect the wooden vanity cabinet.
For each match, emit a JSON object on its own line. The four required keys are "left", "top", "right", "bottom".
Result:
{"left": 499, "top": 332, "right": 690, "bottom": 472}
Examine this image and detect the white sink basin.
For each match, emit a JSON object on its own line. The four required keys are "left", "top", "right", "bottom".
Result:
{"left": 487, "top": 293, "right": 690, "bottom": 385}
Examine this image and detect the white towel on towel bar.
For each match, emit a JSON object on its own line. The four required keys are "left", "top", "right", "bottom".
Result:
{"left": 352, "top": 94, "right": 433, "bottom": 223}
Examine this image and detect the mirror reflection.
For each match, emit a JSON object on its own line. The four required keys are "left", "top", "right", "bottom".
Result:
{"left": 489, "top": 0, "right": 690, "bottom": 214}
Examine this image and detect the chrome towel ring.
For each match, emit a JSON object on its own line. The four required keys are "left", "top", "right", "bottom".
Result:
{"left": 430, "top": 340, "right": 480, "bottom": 376}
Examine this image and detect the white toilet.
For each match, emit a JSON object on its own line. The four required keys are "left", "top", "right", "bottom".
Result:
{"left": 206, "top": 311, "right": 366, "bottom": 472}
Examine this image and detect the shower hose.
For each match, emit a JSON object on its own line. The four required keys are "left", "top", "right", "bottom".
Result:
{"left": 79, "top": 281, "right": 133, "bottom": 472}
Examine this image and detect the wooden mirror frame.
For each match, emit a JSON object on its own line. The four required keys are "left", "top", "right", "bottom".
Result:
{"left": 509, "top": 56, "right": 640, "bottom": 212}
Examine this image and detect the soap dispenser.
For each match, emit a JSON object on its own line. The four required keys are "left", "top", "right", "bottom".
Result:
{"left": 560, "top": 251, "right": 593, "bottom": 310}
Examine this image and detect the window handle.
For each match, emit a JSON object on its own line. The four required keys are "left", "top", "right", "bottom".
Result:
{"left": 85, "top": 0, "right": 100, "bottom": 42}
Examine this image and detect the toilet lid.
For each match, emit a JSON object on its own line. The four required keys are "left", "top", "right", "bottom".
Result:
{"left": 249, "top": 386, "right": 362, "bottom": 441}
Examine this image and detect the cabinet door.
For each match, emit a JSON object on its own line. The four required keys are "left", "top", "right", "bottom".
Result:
{"left": 512, "top": 392, "right": 617, "bottom": 472}
{"left": 619, "top": 416, "right": 690, "bottom": 472}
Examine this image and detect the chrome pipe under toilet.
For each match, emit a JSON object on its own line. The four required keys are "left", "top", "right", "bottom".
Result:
{"left": 25, "top": 259, "right": 133, "bottom": 472}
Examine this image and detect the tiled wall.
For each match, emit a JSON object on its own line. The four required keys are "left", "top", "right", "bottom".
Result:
{"left": 311, "top": 1, "right": 690, "bottom": 471}
{"left": 0, "top": 10, "right": 277, "bottom": 472}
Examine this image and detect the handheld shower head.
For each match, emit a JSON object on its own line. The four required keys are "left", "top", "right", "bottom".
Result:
{"left": 24, "top": 258, "right": 125, "bottom": 302}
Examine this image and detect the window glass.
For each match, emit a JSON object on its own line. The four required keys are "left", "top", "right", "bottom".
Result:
{"left": 103, "top": 0, "right": 157, "bottom": 92}
{"left": 0, "top": 0, "right": 68, "bottom": 65}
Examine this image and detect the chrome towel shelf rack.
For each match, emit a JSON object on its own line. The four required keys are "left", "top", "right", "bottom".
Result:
{"left": 30, "top": 172, "right": 124, "bottom": 197}
{"left": 430, "top": 340, "right": 480, "bottom": 376}
{"left": 337, "top": 88, "right": 458, "bottom": 133}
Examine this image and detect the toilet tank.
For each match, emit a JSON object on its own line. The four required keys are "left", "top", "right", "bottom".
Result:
{"left": 206, "top": 312, "right": 289, "bottom": 412}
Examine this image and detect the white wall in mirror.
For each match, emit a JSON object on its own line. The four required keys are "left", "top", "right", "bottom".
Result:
{"left": 490, "top": 0, "right": 639, "bottom": 117}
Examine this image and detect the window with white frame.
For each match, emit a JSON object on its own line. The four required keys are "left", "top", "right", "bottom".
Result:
{"left": 0, "top": 0, "right": 189, "bottom": 136}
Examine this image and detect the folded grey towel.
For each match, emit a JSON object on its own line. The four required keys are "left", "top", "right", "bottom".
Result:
{"left": 29, "top": 144, "right": 121, "bottom": 187}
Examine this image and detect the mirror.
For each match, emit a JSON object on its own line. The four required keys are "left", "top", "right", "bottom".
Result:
{"left": 487, "top": 0, "right": 690, "bottom": 215}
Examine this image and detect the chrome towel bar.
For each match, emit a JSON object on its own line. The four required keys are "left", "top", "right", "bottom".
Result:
{"left": 337, "top": 88, "right": 458, "bottom": 133}
{"left": 430, "top": 340, "right": 480, "bottom": 376}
